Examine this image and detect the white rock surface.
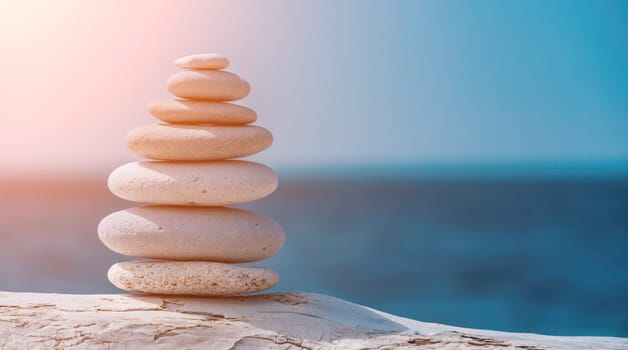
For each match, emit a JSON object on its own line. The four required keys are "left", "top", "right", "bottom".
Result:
{"left": 0, "top": 291, "right": 625, "bottom": 349}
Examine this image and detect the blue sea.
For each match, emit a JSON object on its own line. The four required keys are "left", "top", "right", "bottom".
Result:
{"left": 0, "top": 174, "right": 627, "bottom": 337}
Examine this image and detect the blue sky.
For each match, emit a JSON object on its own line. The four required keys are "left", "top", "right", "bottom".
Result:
{"left": 243, "top": 0, "right": 628, "bottom": 168}
{"left": 1, "top": 0, "right": 627, "bottom": 174}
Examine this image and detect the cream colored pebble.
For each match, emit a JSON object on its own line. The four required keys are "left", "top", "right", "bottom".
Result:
{"left": 175, "top": 53, "right": 229, "bottom": 70}
{"left": 148, "top": 99, "right": 257, "bottom": 125}
{"left": 108, "top": 261, "right": 278, "bottom": 296}
{"left": 98, "top": 206, "right": 285, "bottom": 262}
{"left": 107, "top": 160, "right": 278, "bottom": 206}
{"left": 167, "top": 70, "right": 250, "bottom": 101}
{"left": 125, "top": 124, "right": 272, "bottom": 161}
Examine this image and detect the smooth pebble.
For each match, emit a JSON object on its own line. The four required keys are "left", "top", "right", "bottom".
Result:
{"left": 148, "top": 99, "right": 256, "bottom": 125}
{"left": 98, "top": 206, "right": 285, "bottom": 262}
{"left": 107, "top": 160, "right": 278, "bottom": 206}
{"left": 175, "top": 53, "right": 229, "bottom": 70}
{"left": 126, "top": 124, "right": 272, "bottom": 161}
{"left": 167, "top": 70, "right": 250, "bottom": 101}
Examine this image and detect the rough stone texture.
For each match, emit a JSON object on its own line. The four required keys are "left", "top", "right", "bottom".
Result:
{"left": 0, "top": 291, "right": 625, "bottom": 349}
{"left": 108, "top": 261, "right": 279, "bottom": 296}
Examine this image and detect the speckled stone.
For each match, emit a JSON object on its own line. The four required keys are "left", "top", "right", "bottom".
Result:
{"left": 108, "top": 261, "right": 278, "bottom": 296}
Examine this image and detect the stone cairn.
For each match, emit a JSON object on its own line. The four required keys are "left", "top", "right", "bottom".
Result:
{"left": 98, "top": 54, "right": 284, "bottom": 296}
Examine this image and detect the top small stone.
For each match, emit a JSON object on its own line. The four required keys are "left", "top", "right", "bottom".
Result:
{"left": 175, "top": 53, "right": 229, "bottom": 70}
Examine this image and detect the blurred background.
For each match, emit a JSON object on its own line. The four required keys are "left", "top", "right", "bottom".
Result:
{"left": 1, "top": 0, "right": 627, "bottom": 337}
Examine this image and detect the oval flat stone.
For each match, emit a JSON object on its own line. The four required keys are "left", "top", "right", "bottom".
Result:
{"left": 148, "top": 99, "right": 256, "bottom": 125}
{"left": 108, "top": 261, "right": 278, "bottom": 296}
{"left": 175, "top": 53, "right": 229, "bottom": 70}
{"left": 107, "top": 160, "right": 278, "bottom": 206}
{"left": 167, "top": 70, "right": 250, "bottom": 101}
{"left": 126, "top": 124, "right": 272, "bottom": 161}
{"left": 98, "top": 206, "right": 285, "bottom": 262}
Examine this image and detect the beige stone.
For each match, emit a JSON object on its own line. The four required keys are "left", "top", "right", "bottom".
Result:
{"left": 98, "top": 206, "right": 285, "bottom": 262}
{"left": 148, "top": 99, "right": 256, "bottom": 125}
{"left": 107, "top": 160, "right": 278, "bottom": 206}
{"left": 167, "top": 70, "right": 250, "bottom": 101}
{"left": 108, "top": 261, "right": 278, "bottom": 296}
{"left": 125, "top": 124, "right": 272, "bottom": 161}
{"left": 175, "top": 53, "right": 229, "bottom": 70}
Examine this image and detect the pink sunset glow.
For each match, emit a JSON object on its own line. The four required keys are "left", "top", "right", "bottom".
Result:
{"left": 0, "top": 0, "right": 267, "bottom": 176}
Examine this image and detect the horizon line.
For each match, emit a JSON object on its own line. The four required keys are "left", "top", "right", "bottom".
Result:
{"left": 2, "top": 159, "right": 628, "bottom": 181}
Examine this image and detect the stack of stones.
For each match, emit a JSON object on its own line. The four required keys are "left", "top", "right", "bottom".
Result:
{"left": 98, "top": 54, "right": 284, "bottom": 296}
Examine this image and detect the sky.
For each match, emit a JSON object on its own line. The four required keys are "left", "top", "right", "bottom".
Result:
{"left": 0, "top": 0, "right": 627, "bottom": 175}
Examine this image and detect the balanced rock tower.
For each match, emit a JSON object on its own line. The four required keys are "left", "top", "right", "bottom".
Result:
{"left": 98, "top": 54, "right": 284, "bottom": 296}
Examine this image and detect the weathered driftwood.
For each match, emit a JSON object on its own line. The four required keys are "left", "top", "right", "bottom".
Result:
{"left": 0, "top": 291, "right": 626, "bottom": 349}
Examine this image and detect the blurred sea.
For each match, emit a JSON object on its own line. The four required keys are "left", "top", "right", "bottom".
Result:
{"left": 0, "top": 174, "right": 627, "bottom": 337}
